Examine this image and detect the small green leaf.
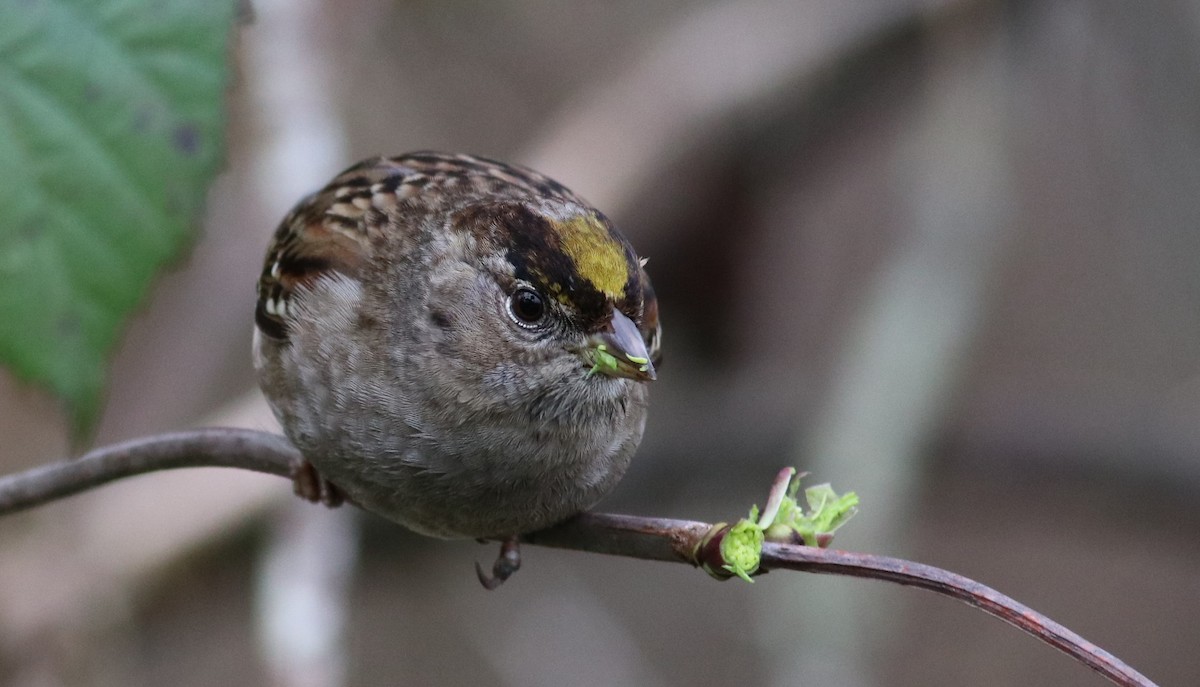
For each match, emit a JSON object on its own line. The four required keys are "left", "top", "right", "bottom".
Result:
{"left": 0, "top": 0, "right": 236, "bottom": 434}
{"left": 803, "top": 484, "right": 860, "bottom": 536}
{"left": 754, "top": 470, "right": 859, "bottom": 548}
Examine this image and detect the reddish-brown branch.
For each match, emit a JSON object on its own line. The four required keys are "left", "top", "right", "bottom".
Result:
{"left": 757, "top": 545, "right": 1154, "bottom": 687}
{"left": 0, "top": 428, "right": 1158, "bottom": 687}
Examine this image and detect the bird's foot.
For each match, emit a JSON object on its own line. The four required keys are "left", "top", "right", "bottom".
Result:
{"left": 476, "top": 536, "right": 521, "bottom": 590}
{"left": 289, "top": 459, "right": 345, "bottom": 508}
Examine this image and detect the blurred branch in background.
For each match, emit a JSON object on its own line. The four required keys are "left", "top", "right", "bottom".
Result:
{"left": 242, "top": 0, "right": 359, "bottom": 684}
{"left": 528, "top": 0, "right": 963, "bottom": 217}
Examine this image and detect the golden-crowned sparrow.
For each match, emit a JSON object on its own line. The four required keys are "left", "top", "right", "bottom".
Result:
{"left": 253, "top": 152, "right": 660, "bottom": 581}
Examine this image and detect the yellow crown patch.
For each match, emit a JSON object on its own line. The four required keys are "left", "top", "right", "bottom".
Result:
{"left": 551, "top": 214, "right": 629, "bottom": 298}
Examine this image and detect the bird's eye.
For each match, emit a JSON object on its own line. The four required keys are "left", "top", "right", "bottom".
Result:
{"left": 508, "top": 287, "right": 546, "bottom": 326}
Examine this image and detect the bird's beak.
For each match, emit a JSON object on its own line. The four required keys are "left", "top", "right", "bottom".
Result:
{"left": 581, "top": 309, "right": 657, "bottom": 382}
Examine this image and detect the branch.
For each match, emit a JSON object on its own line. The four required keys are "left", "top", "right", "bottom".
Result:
{"left": 0, "top": 428, "right": 298, "bottom": 514}
{"left": 0, "top": 428, "right": 1157, "bottom": 687}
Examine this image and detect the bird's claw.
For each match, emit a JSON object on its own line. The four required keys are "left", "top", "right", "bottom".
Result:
{"left": 289, "top": 460, "right": 345, "bottom": 508}
{"left": 476, "top": 536, "right": 521, "bottom": 590}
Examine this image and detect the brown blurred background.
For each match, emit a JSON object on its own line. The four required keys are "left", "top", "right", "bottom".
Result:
{"left": 2, "top": 1, "right": 1199, "bottom": 685}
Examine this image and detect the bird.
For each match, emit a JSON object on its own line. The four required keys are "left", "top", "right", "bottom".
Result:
{"left": 252, "top": 152, "right": 660, "bottom": 587}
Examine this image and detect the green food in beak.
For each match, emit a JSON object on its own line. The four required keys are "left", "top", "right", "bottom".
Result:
{"left": 583, "top": 309, "right": 656, "bottom": 382}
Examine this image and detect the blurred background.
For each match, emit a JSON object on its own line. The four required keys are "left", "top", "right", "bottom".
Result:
{"left": 2, "top": 0, "right": 1199, "bottom": 685}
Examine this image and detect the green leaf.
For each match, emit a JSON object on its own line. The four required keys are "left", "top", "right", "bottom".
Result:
{"left": 754, "top": 470, "right": 859, "bottom": 548}
{"left": 0, "top": 0, "right": 236, "bottom": 434}
{"left": 803, "top": 483, "right": 860, "bottom": 535}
